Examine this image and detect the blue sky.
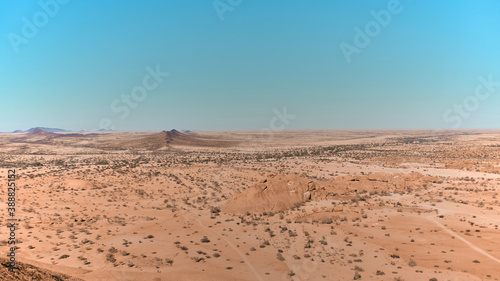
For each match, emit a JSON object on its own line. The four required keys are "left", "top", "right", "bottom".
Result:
{"left": 1, "top": 0, "right": 499, "bottom": 131}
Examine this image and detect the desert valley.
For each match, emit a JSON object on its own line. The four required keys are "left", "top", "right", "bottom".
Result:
{"left": 1, "top": 129, "right": 499, "bottom": 281}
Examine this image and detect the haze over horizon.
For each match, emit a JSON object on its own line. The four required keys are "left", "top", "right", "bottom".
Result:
{"left": 2, "top": 1, "right": 499, "bottom": 132}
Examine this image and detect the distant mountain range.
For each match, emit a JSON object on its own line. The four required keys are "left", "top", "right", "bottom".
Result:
{"left": 8, "top": 127, "right": 189, "bottom": 133}
{"left": 12, "top": 127, "right": 70, "bottom": 133}
{"left": 11, "top": 127, "right": 118, "bottom": 133}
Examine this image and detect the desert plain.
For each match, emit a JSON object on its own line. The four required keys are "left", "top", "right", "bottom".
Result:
{"left": 0, "top": 129, "right": 499, "bottom": 280}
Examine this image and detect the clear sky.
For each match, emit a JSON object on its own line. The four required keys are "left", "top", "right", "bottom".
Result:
{"left": 1, "top": 0, "right": 499, "bottom": 131}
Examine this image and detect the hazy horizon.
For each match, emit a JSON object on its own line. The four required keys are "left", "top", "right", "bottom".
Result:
{"left": 7, "top": 126, "right": 500, "bottom": 133}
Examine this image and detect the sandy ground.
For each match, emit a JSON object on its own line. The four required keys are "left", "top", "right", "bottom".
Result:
{"left": 0, "top": 129, "right": 499, "bottom": 280}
